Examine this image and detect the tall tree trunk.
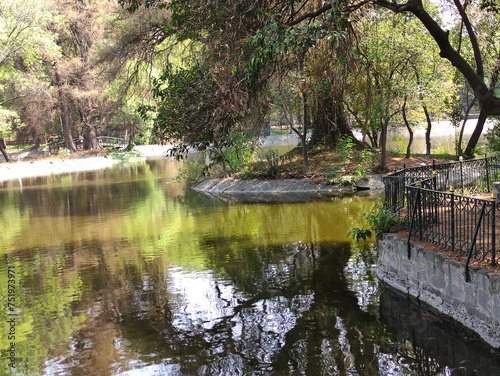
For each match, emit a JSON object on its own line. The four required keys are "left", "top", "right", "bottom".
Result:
{"left": 54, "top": 69, "right": 78, "bottom": 153}
{"left": 82, "top": 111, "right": 99, "bottom": 150}
{"left": 379, "top": 119, "right": 389, "bottom": 171}
{"left": 457, "top": 99, "right": 476, "bottom": 157}
{"left": 310, "top": 89, "right": 355, "bottom": 148}
{"left": 423, "top": 105, "right": 432, "bottom": 156}
{"left": 402, "top": 97, "right": 413, "bottom": 158}
{"left": 83, "top": 124, "right": 98, "bottom": 150}
{"left": 0, "top": 139, "right": 10, "bottom": 162}
{"left": 463, "top": 109, "right": 487, "bottom": 159}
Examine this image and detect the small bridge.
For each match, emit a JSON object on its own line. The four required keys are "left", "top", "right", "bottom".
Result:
{"left": 97, "top": 136, "right": 128, "bottom": 150}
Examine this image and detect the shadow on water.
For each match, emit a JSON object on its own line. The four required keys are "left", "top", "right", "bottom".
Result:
{"left": 379, "top": 288, "right": 500, "bottom": 376}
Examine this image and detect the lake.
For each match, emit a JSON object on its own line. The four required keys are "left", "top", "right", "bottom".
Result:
{"left": 1, "top": 157, "right": 500, "bottom": 375}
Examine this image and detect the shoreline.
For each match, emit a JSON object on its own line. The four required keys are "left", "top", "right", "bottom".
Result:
{"left": 0, "top": 136, "right": 300, "bottom": 184}
{"left": 0, "top": 145, "right": 176, "bottom": 183}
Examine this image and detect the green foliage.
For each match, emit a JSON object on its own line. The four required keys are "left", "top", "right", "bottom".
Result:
{"left": 364, "top": 204, "right": 402, "bottom": 239}
{"left": 175, "top": 159, "right": 205, "bottom": 182}
{"left": 353, "top": 148, "right": 373, "bottom": 176}
{"left": 336, "top": 135, "right": 354, "bottom": 163}
{"left": 392, "top": 134, "right": 406, "bottom": 154}
{"left": 223, "top": 131, "right": 254, "bottom": 173}
{"left": 141, "top": 62, "right": 246, "bottom": 165}
{"left": 348, "top": 203, "right": 402, "bottom": 241}
{"left": 108, "top": 150, "right": 146, "bottom": 162}
{"left": 486, "top": 119, "right": 500, "bottom": 155}
{"left": 325, "top": 165, "right": 345, "bottom": 182}
{"left": 480, "top": 0, "right": 500, "bottom": 12}
{"left": 245, "top": 16, "right": 346, "bottom": 80}
{"left": 444, "top": 93, "right": 464, "bottom": 129}
{"left": 262, "top": 149, "right": 281, "bottom": 178}
{"left": 434, "top": 140, "right": 455, "bottom": 155}
{"left": 0, "top": 108, "right": 21, "bottom": 139}
{"left": 347, "top": 227, "right": 372, "bottom": 241}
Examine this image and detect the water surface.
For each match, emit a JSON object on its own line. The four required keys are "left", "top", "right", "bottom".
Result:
{"left": 1, "top": 158, "right": 499, "bottom": 375}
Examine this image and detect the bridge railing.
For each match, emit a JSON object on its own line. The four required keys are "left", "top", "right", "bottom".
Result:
{"left": 96, "top": 136, "right": 128, "bottom": 150}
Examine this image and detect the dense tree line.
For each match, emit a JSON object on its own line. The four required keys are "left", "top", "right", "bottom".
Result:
{"left": 1, "top": 0, "right": 500, "bottom": 169}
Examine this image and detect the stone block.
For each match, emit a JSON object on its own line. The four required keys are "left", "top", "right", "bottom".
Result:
{"left": 494, "top": 182, "right": 500, "bottom": 203}
{"left": 378, "top": 234, "right": 500, "bottom": 348}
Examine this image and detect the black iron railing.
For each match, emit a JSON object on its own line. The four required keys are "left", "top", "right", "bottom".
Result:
{"left": 383, "top": 156, "right": 500, "bottom": 280}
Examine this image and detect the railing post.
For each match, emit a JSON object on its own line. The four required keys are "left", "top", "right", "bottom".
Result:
{"left": 485, "top": 157, "right": 491, "bottom": 192}
{"left": 407, "top": 188, "right": 421, "bottom": 259}
{"left": 416, "top": 181, "right": 423, "bottom": 240}
{"left": 432, "top": 170, "right": 438, "bottom": 222}
{"left": 460, "top": 160, "right": 464, "bottom": 192}
{"left": 492, "top": 195, "right": 497, "bottom": 267}
{"left": 465, "top": 202, "right": 487, "bottom": 282}
{"left": 450, "top": 186, "right": 455, "bottom": 253}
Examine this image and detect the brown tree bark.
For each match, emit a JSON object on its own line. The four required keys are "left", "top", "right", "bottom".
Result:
{"left": 423, "top": 105, "right": 432, "bottom": 156}
{"left": 463, "top": 109, "right": 487, "bottom": 159}
{"left": 83, "top": 124, "right": 99, "bottom": 150}
{"left": 402, "top": 96, "right": 413, "bottom": 158}
{"left": 0, "top": 139, "right": 10, "bottom": 162}
{"left": 379, "top": 118, "right": 389, "bottom": 171}
{"left": 457, "top": 99, "right": 476, "bottom": 157}
{"left": 54, "top": 69, "right": 78, "bottom": 153}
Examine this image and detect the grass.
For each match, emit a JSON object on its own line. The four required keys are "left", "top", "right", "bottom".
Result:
{"left": 242, "top": 145, "right": 454, "bottom": 183}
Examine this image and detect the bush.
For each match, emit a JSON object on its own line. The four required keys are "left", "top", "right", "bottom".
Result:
{"left": 347, "top": 203, "right": 403, "bottom": 241}
{"left": 175, "top": 159, "right": 205, "bottom": 182}
{"left": 223, "top": 131, "right": 254, "bottom": 173}
{"left": 486, "top": 120, "right": 500, "bottom": 155}
{"left": 364, "top": 204, "right": 402, "bottom": 238}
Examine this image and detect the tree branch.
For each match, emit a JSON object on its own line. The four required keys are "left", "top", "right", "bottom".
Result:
{"left": 452, "top": 0, "right": 483, "bottom": 78}
{"left": 374, "top": 0, "right": 500, "bottom": 116}
{"left": 288, "top": 4, "right": 332, "bottom": 26}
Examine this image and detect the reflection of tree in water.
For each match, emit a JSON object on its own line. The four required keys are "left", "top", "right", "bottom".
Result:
{"left": 270, "top": 243, "right": 383, "bottom": 375}
{"left": 50, "top": 239, "right": 497, "bottom": 375}
{"left": 113, "top": 241, "right": 391, "bottom": 375}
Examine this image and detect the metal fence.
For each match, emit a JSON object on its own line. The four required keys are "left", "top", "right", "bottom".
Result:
{"left": 383, "top": 156, "right": 500, "bottom": 280}
{"left": 384, "top": 157, "right": 500, "bottom": 213}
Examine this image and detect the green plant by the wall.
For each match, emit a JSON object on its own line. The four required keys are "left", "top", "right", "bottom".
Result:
{"left": 364, "top": 204, "right": 402, "bottom": 238}
{"left": 348, "top": 203, "right": 403, "bottom": 242}
{"left": 325, "top": 165, "right": 345, "bottom": 182}
{"left": 347, "top": 227, "right": 373, "bottom": 241}
{"left": 263, "top": 149, "right": 280, "bottom": 177}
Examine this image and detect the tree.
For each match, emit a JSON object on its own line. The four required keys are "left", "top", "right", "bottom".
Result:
{"left": 372, "top": 0, "right": 500, "bottom": 158}
{"left": 0, "top": 109, "right": 20, "bottom": 161}
{"left": 345, "top": 9, "right": 418, "bottom": 169}
{"left": 0, "top": 0, "right": 59, "bottom": 158}
{"left": 118, "top": 0, "right": 269, "bottom": 163}
{"left": 97, "top": 5, "right": 175, "bottom": 144}
{"left": 50, "top": 0, "right": 118, "bottom": 152}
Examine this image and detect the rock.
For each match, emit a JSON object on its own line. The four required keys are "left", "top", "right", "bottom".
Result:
{"left": 356, "top": 175, "right": 385, "bottom": 190}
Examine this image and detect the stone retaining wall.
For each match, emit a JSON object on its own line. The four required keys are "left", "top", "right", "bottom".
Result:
{"left": 192, "top": 176, "right": 384, "bottom": 202}
{"left": 377, "top": 233, "right": 500, "bottom": 349}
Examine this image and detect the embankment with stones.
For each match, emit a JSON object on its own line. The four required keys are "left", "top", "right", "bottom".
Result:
{"left": 191, "top": 175, "right": 384, "bottom": 202}
{"left": 377, "top": 233, "right": 500, "bottom": 350}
